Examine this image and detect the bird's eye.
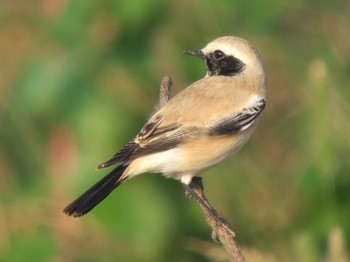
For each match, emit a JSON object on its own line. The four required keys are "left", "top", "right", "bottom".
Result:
{"left": 213, "top": 50, "right": 225, "bottom": 60}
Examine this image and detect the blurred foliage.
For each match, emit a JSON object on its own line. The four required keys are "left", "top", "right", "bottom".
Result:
{"left": 0, "top": 0, "right": 349, "bottom": 261}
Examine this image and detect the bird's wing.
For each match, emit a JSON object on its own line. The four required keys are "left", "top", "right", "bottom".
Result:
{"left": 209, "top": 98, "right": 266, "bottom": 135}
{"left": 96, "top": 116, "right": 197, "bottom": 169}
{"left": 96, "top": 140, "right": 139, "bottom": 169}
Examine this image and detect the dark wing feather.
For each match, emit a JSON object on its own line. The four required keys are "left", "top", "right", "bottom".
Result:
{"left": 97, "top": 141, "right": 138, "bottom": 169}
{"left": 135, "top": 127, "right": 193, "bottom": 155}
{"left": 97, "top": 116, "right": 164, "bottom": 169}
{"left": 209, "top": 99, "right": 266, "bottom": 135}
{"left": 97, "top": 116, "right": 194, "bottom": 169}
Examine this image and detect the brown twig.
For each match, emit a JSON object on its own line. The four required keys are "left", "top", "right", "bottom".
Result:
{"left": 159, "top": 76, "right": 172, "bottom": 108}
{"left": 186, "top": 177, "right": 246, "bottom": 262}
{"left": 158, "top": 76, "right": 246, "bottom": 262}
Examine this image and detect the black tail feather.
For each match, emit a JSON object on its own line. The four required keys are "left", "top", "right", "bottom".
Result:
{"left": 63, "top": 164, "right": 129, "bottom": 217}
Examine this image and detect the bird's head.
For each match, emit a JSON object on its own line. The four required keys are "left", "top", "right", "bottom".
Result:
{"left": 184, "top": 36, "right": 264, "bottom": 77}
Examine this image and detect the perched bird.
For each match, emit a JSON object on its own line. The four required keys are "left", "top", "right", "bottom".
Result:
{"left": 64, "top": 36, "right": 267, "bottom": 217}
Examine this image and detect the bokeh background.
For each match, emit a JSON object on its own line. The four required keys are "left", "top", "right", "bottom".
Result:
{"left": 1, "top": 0, "right": 349, "bottom": 261}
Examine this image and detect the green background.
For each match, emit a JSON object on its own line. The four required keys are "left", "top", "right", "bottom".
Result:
{"left": 0, "top": 0, "right": 349, "bottom": 261}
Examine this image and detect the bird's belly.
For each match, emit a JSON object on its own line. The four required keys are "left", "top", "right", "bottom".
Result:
{"left": 127, "top": 131, "right": 253, "bottom": 181}
{"left": 179, "top": 135, "right": 246, "bottom": 172}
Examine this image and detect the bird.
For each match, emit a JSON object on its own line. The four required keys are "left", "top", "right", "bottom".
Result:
{"left": 63, "top": 36, "right": 267, "bottom": 217}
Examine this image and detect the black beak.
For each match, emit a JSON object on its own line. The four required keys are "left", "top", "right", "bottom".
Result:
{"left": 183, "top": 50, "right": 206, "bottom": 60}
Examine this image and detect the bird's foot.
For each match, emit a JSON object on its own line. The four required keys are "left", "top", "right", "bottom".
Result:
{"left": 184, "top": 176, "right": 236, "bottom": 240}
{"left": 211, "top": 213, "right": 236, "bottom": 241}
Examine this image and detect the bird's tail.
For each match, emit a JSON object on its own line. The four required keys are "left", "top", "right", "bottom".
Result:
{"left": 63, "top": 164, "right": 129, "bottom": 217}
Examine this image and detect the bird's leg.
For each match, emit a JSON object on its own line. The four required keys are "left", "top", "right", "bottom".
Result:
{"left": 183, "top": 177, "right": 235, "bottom": 239}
